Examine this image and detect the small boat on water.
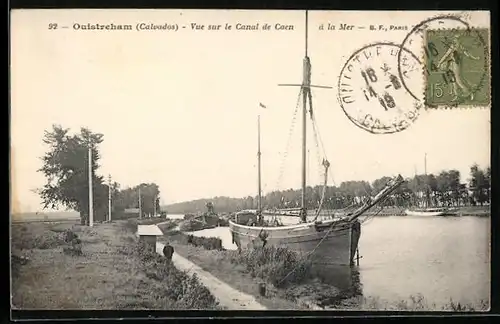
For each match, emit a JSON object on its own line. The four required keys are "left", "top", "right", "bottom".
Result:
{"left": 405, "top": 154, "right": 458, "bottom": 217}
{"left": 180, "top": 202, "right": 227, "bottom": 230}
{"left": 229, "top": 11, "right": 404, "bottom": 267}
{"left": 404, "top": 207, "right": 457, "bottom": 217}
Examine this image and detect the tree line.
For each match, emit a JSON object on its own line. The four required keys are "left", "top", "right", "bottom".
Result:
{"left": 165, "top": 165, "right": 491, "bottom": 214}
{"left": 36, "top": 125, "right": 162, "bottom": 224}
{"left": 37, "top": 125, "right": 490, "bottom": 221}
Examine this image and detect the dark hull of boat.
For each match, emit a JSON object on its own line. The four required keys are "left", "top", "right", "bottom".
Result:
{"left": 229, "top": 219, "right": 361, "bottom": 267}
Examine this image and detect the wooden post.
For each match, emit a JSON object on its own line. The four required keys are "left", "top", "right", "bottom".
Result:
{"left": 138, "top": 187, "right": 142, "bottom": 219}
{"left": 258, "top": 282, "right": 266, "bottom": 296}
{"left": 257, "top": 115, "right": 262, "bottom": 223}
{"left": 88, "top": 146, "right": 93, "bottom": 227}
{"left": 108, "top": 174, "right": 112, "bottom": 222}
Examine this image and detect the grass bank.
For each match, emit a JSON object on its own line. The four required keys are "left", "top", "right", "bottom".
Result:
{"left": 11, "top": 220, "right": 220, "bottom": 310}
{"left": 326, "top": 294, "right": 489, "bottom": 311}
{"left": 454, "top": 206, "right": 490, "bottom": 217}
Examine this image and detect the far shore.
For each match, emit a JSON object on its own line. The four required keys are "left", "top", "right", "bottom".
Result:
{"left": 11, "top": 205, "right": 490, "bottom": 224}
{"left": 167, "top": 205, "right": 491, "bottom": 219}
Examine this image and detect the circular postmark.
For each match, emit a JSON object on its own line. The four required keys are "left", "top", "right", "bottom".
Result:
{"left": 397, "top": 15, "right": 490, "bottom": 108}
{"left": 338, "top": 42, "right": 423, "bottom": 134}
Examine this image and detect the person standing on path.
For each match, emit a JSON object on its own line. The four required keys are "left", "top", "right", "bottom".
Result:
{"left": 163, "top": 244, "right": 174, "bottom": 262}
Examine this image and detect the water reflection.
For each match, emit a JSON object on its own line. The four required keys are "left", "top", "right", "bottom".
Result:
{"left": 166, "top": 214, "right": 185, "bottom": 220}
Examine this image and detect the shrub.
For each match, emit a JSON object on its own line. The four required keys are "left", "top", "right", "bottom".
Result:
{"left": 63, "top": 229, "right": 78, "bottom": 243}
{"left": 335, "top": 294, "right": 490, "bottom": 311}
{"left": 445, "top": 298, "right": 489, "bottom": 312}
{"left": 229, "top": 246, "right": 313, "bottom": 288}
{"left": 157, "top": 221, "right": 179, "bottom": 232}
{"left": 124, "top": 219, "right": 138, "bottom": 233}
{"left": 217, "top": 218, "right": 229, "bottom": 227}
{"left": 13, "top": 230, "right": 65, "bottom": 250}
{"left": 133, "top": 242, "right": 220, "bottom": 309}
{"left": 179, "top": 219, "right": 213, "bottom": 231}
{"left": 11, "top": 254, "right": 30, "bottom": 279}
{"left": 164, "top": 230, "right": 223, "bottom": 251}
{"left": 63, "top": 237, "right": 83, "bottom": 256}
{"left": 186, "top": 235, "right": 223, "bottom": 251}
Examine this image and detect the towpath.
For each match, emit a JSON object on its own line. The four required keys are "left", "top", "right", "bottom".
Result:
{"left": 156, "top": 242, "right": 267, "bottom": 310}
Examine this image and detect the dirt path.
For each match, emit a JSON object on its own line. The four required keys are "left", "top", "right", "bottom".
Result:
{"left": 156, "top": 242, "right": 267, "bottom": 310}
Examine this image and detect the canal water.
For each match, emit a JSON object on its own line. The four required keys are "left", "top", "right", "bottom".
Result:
{"left": 171, "top": 214, "right": 490, "bottom": 308}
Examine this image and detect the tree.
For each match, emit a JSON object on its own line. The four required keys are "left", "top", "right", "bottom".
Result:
{"left": 469, "top": 164, "right": 489, "bottom": 206}
{"left": 110, "top": 181, "right": 124, "bottom": 214}
{"left": 156, "top": 197, "right": 161, "bottom": 215}
{"left": 436, "top": 170, "right": 460, "bottom": 206}
{"left": 117, "top": 183, "right": 160, "bottom": 217}
{"left": 37, "top": 125, "right": 106, "bottom": 225}
{"left": 138, "top": 183, "right": 160, "bottom": 216}
{"left": 485, "top": 166, "right": 491, "bottom": 202}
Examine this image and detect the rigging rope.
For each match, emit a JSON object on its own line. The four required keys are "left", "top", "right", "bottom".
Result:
{"left": 310, "top": 88, "right": 338, "bottom": 189}
{"left": 308, "top": 89, "right": 331, "bottom": 220}
{"left": 275, "top": 89, "right": 303, "bottom": 192}
{"left": 309, "top": 90, "right": 375, "bottom": 211}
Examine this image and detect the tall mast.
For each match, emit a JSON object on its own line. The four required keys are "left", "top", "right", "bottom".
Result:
{"left": 424, "top": 153, "right": 430, "bottom": 208}
{"left": 300, "top": 11, "right": 311, "bottom": 223}
{"left": 424, "top": 153, "right": 427, "bottom": 175}
{"left": 277, "top": 10, "right": 332, "bottom": 223}
{"left": 257, "top": 115, "right": 262, "bottom": 219}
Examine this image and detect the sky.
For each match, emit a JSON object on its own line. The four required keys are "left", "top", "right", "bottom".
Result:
{"left": 10, "top": 10, "right": 491, "bottom": 212}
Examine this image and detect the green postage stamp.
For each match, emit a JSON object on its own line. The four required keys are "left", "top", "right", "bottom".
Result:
{"left": 424, "top": 28, "right": 490, "bottom": 107}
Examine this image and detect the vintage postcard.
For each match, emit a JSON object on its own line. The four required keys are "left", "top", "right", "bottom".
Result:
{"left": 10, "top": 9, "right": 491, "bottom": 313}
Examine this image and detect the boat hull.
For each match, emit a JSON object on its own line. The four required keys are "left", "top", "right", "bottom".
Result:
{"left": 228, "top": 219, "right": 361, "bottom": 267}
{"left": 404, "top": 209, "right": 457, "bottom": 217}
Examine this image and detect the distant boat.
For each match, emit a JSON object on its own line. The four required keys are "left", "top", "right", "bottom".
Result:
{"left": 404, "top": 207, "right": 456, "bottom": 217}
{"left": 229, "top": 11, "right": 404, "bottom": 267}
{"left": 405, "top": 154, "right": 457, "bottom": 217}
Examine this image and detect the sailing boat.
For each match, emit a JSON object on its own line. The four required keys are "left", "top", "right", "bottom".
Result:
{"left": 405, "top": 154, "right": 457, "bottom": 216}
{"left": 228, "top": 11, "right": 405, "bottom": 267}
